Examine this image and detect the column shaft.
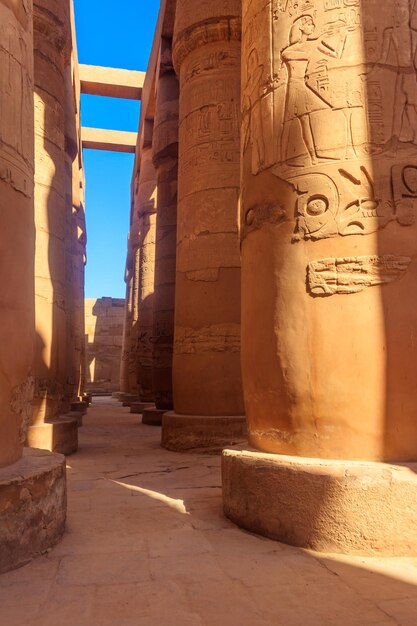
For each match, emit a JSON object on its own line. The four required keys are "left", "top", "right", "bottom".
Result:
{"left": 152, "top": 49, "right": 179, "bottom": 412}
{"left": 0, "top": 0, "right": 35, "bottom": 467}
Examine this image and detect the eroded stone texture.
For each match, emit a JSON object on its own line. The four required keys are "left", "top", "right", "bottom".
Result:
{"left": 239, "top": 0, "right": 417, "bottom": 462}
{"left": 167, "top": 0, "right": 244, "bottom": 434}
{"left": 0, "top": 448, "right": 66, "bottom": 573}
{"left": 152, "top": 40, "right": 179, "bottom": 411}
{"left": 31, "top": 0, "right": 71, "bottom": 423}
{"left": 85, "top": 298, "right": 125, "bottom": 394}
{"left": 135, "top": 134, "right": 158, "bottom": 403}
{"left": 222, "top": 449, "right": 417, "bottom": 555}
{"left": 0, "top": 0, "right": 35, "bottom": 468}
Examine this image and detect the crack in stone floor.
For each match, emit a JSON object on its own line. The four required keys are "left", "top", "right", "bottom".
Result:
{"left": 1, "top": 397, "right": 417, "bottom": 626}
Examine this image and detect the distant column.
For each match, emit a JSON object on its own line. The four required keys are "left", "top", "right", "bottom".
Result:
{"left": 161, "top": 0, "right": 246, "bottom": 451}
{"left": 0, "top": 0, "right": 66, "bottom": 575}
{"left": 27, "top": 0, "right": 78, "bottom": 454}
{"left": 136, "top": 132, "right": 158, "bottom": 404}
{"left": 143, "top": 40, "right": 179, "bottom": 426}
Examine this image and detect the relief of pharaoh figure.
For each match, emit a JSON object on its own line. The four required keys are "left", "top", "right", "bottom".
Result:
{"left": 280, "top": 14, "right": 354, "bottom": 165}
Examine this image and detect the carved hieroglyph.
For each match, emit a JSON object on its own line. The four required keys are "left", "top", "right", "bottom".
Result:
{"left": 240, "top": 0, "right": 417, "bottom": 461}
{"left": 307, "top": 254, "right": 411, "bottom": 295}
{"left": 242, "top": 0, "right": 417, "bottom": 240}
{"left": 0, "top": 0, "right": 35, "bottom": 467}
{"left": 172, "top": 0, "right": 244, "bottom": 416}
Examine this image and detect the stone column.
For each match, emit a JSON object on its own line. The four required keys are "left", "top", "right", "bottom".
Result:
{"left": 0, "top": 0, "right": 66, "bottom": 574}
{"left": 27, "top": 0, "right": 78, "bottom": 454}
{"left": 161, "top": 0, "right": 246, "bottom": 451}
{"left": 143, "top": 41, "right": 179, "bottom": 427}
{"left": 135, "top": 135, "right": 158, "bottom": 406}
{"left": 222, "top": 0, "right": 417, "bottom": 555}
{"left": 119, "top": 264, "right": 133, "bottom": 398}
{"left": 127, "top": 193, "right": 141, "bottom": 399}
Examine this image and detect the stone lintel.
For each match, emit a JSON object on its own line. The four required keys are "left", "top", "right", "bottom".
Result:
{"left": 79, "top": 64, "right": 145, "bottom": 100}
{"left": 81, "top": 128, "right": 137, "bottom": 153}
{"left": 222, "top": 448, "right": 417, "bottom": 556}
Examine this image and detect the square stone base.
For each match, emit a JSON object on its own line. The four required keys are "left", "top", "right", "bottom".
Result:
{"left": 27, "top": 417, "right": 78, "bottom": 455}
{"left": 130, "top": 401, "right": 154, "bottom": 414}
{"left": 222, "top": 448, "right": 417, "bottom": 555}
{"left": 0, "top": 448, "right": 67, "bottom": 573}
{"left": 142, "top": 406, "right": 164, "bottom": 426}
{"left": 71, "top": 401, "right": 87, "bottom": 415}
{"left": 162, "top": 413, "right": 247, "bottom": 454}
{"left": 122, "top": 394, "right": 140, "bottom": 407}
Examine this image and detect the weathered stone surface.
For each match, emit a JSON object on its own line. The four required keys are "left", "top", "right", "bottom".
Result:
{"left": 158, "top": 0, "right": 244, "bottom": 454}
{"left": 130, "top": 401, "right": 154, "bottom": 414}
{"left": 162, "top": 413, "right": 247, "bottom": 454}
{"left": 0, "top": 0, "right": 35, "bottom": 468}
{"left": 122, "top": 394, "right": 140, "bottom": 407}
{"left": 222, "top": 448, "right": 417, "bottom": 555}
{"left": 135, "top": 140, "right": 158, "bottom": 402}
{"left": 239, "top": 0, "right": 417, "bottom": 462}
{"left": 85, "top": 298, "right": 125, "bottom": 393}
{"left": 0, "top": 448, "right": 66, "bottom": 574}
{"left": 142, "top": 406, "right": 164, "bottom": 426}
{"left": 31, "top": 0, "right": 72, "bottom": 431}
{"left": 152, "top": 47, "right": 179, "bottom": 412}
{"left": 27, "top": 418, "right": 78, "bottom": 455}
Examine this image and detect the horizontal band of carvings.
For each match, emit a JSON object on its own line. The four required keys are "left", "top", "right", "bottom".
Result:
{"left": 174, "top": 323, "right": 241, "bottom": 354}
{"left": 307, "top": 255, "right": 411, "bottom": 296}
{"left": 33, "top": 7, "right": 67, "bottom": 54}
{"left": 173, "top": 17, "right": 241, "bottom": 70}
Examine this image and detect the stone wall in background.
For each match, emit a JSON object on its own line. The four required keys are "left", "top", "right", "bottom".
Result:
{"left": 85, "top": 298, "right": 125, "bottom": 393}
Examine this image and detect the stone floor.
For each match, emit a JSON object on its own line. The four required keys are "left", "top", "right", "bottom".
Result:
{"left": 1, "top": 398, "right": 417, "bottom": 626}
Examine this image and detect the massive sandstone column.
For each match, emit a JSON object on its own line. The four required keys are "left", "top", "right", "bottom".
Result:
{"left": 27, "top": 0, "right": 78, "bottom": 453}
{"left": 119, "top": 263, "right": 133, "bottom": 398}
{"left": 143, "top": 41, "right": 179, "bottom": 426}
{"left": 135, "top": 135, "right": 158, "bottom": 406}
{"left": 0, "top": 0, "right": 66, "bottom": 574}
{"left": 161, "top": 0, "right": 246, "bottom": 451}
{"left": 222, "top": 0, "right": 417, "bottom": 555}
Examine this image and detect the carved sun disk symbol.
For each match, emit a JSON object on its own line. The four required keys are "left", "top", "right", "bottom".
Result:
{"left": 306, "top": 195, "right": 329, "bottom": 216}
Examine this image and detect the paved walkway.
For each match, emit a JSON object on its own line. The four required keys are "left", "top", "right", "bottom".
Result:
{"left": 1, "top": 398, "right": 417, "bottom": 626}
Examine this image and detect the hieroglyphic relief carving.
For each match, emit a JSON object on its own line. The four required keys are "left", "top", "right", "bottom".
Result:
{"left": 0, "top": 3, "right": 34, "bottom": 197}
{"left": 307, "top": 254, "right": 411, "bottom": 295}
{"left": 242, "top": 0, "right": 417, "bottom": 238}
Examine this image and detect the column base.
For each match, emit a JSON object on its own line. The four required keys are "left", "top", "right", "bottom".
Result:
{"left": 27, "top": 417, "right": 78, "bottom": 455}
{"left": 142, "top": 406, "right": 165, "bottom": 426}
{"left": 130, "top": 401, "right": 154, "bottom": 414}
{"left": 162, "top": 412, "right": 247, "bottom": 454}
{"left": 122, "top": 394, "right": 140, "bottom": 407}
{"left": 0, "top": 448, "right": 67, "bottom": 574}
{"left": 70, "top": 401, "right": 87, "bottom": 415}
{"left": 65, "top": 411, "right": 83, "bottom": 427}
{"left": 222, "top": 447, "right": 417, "bottom": 556}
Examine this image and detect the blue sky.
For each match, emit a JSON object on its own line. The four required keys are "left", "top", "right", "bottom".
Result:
{"left": 73, "top": 0, "right": 160, "bottom": 298}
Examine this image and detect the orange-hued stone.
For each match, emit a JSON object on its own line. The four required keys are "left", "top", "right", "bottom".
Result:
{"left": 152, "top": 47, "right": 179, "bottom": 411}
{"left": 240, "top": 0, "right": 417, "bottom": 462}
{"left": 85, "top": 298, "right": 125, "bottom": 394}
{"left": 31, "top": 0, "right": 72, "bottom": 424}
{"left": 171, "top": 0, "right": 244, "bottom": 418}
{"left": 0, "top": 0, "right": 35, "bottom": 468}
{"left": 135, "top": 139, "right": 158, "bottom": 402}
